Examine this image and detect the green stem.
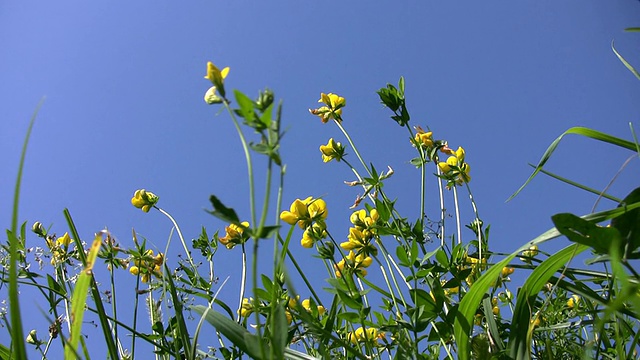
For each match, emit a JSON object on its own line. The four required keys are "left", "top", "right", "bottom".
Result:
{"left": 335, "top": 120, "right": 373, "bottom": 178}
{"left": 223, "top": 100, "right": 256, "bottom": 226}
{"left": 155, "top": 207, "right": 197, "bottom": 272}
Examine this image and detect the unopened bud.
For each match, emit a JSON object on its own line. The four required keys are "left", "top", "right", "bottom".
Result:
{"left": 32, "top": 222, "right": 46, "bottom": 237}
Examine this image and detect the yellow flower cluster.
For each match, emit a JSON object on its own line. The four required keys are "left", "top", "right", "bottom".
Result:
{"left": 346, "top": 326, "right": 379, "bottom": 345}
{"left": 203, "top": 61, "right": 230, "bottom": 103}
{"left": 319, "top": 138, "right": 345, "bottom": 163}
{"left": 340, "top": 208, "right": 379, "bottom": 257}
{"left": 129, "top": 249, "right": 164, "bottom": 283}
{"left": 335, "top": 250, "right": 373, "bottom": 278}
{"left": 218, "top": 221, "right": 249, "bottom": 250}
{"left": 47, "top": 232, "right": 73, "bottom": 265}
{"left": 239, "top": 297, "right": 254, "bottom": 318}
{"left": 437, "top": 146, "right": 471, "bottom": 187}
{"left": 280, "top": 197, "right": 328, "bottom": 248}
{"left": 131, "top": 189, "right": 159, "bottom": 213}
{"left": 309, "top": 93, "right": 346, "bottom": 123}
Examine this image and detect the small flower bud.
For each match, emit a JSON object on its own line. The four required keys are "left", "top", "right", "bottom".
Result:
{"left": 32, "top": 222, "right": 46, "bottom": 237}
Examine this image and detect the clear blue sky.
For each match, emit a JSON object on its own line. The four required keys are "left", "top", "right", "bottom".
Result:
{"left": 2, "top": 2, "right": 640, "bottom": 357}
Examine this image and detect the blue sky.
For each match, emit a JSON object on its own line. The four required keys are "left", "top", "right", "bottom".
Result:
{"left": 2, "top": 1, "right": 640, "bottom": 357}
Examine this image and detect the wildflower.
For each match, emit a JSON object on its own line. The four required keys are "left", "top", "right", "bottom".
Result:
{"left": 319, "top": 138, "right": 345, "bottom": 163}
{"left": 414, "top": 130, "right": 434, "bottom": 149}
{"left": 347, "top": 327, "right": 378, "bottom": 344}
{"left": 57, "top": 232, "right": 72, "bottom": 247}
{"left": 285, "top": 310, "right": 293, "bottom": 325}
{"left": 437, "top": 146, "right": 471, "bottom": 186}
{"left": 218, "top": 221, "right": 249, "bottom": 249}
{"left": 309, "top": 93, "right": 346, "bottom": 123}
{"left": 301, "top": 222, "right": 326, "bottom": 249}
{"left": 301, "top": 298, "right": 326, "bottom": 316}
{"left": 204, "top": 61, "right": 229, "bottom": 98}
{"left": 520, "top": 245, "right": 539, "bottom": 263}
{"left": 288, "top": 295, "right": 300, "bottom": 309}
{"left": 501, "top": 267, "right": 514, "bottom": 277}
{"left": 131, "top": 189, "right": 159, "bottom": 213}
{"left": 129, "top": 249, "right": 163, "bottom": 283}
{"left": 567, "top": 294, "right": 580, "bottom": 309}
{"left": 335, "top": 251, "right": 372, "bottom": 278}
{"left": 239, "top": 298, "right": 253, "bottom": 317}
{"left": 280, "top": 197, "right": 327, "bottom": 229}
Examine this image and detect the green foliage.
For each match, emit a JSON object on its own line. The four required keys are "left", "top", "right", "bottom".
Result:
{"left": 3, "top": 39, "right": 640, "bottom": 360}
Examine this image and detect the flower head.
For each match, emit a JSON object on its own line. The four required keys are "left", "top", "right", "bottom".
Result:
{"left": 204, "top": 61, "right": 230, "bottom": 98}
{"left": 309, "top": 93, "right": 346, "bottom": 123}
{"left": 437, "top": 146, "right": 471, "bottom": 187}
{"left": 319, "top": 138, "right": 345, "bottom": 163}
{"left": 280, "top": 197, "right": 327, "bottom": 229}
{"left": 218, "top": 222, "right": 250, "bottom": 249}
{"left": 131, "top": 189, "right": 159, "bottom": 213}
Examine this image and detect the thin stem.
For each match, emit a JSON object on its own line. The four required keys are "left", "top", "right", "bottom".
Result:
{"left": 436, "top": 167, "right": 446, "bottom": 247}
{"left": 237, "top": 243, "right": 247, "bottom": 323}
{"left": 335, "top": 120, "right": 373, "bottom": 178}
{"left": 452, "top": 186, "right": 462, "bottom": 245}
{"left": 223, "top": 100, "right": 256, "bottom": 226}
{"left": 155, "top": 207, "right": 197, "bottom": 272}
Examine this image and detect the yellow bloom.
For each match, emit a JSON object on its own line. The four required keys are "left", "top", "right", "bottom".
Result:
{"left": 129, "top": 266, "right": 140, "bottom": 276}
{"left": 239, "top": 298, "right": 253, "bottom": 317}
{"left": 348, "top": 327, "right": 378, "bottom": 344}
{"left": 414, "top": 131, "right": 434, "bottom": 148}
{"left": 280, "top": 197, "right": 327, "bottom": 229}
{"left": 501, "top": 267, "right": 514, "bottom": 277}
{"left": 288, "top": 295, "right": 299, "bottom": 309}
{"left": 131, "top": 189, "right": 159, "bottom": 213}
{"left": 218, "top": 221, "right": 250, "bottom": 249}
{"left": 319, "top": 138, "right": 345, "bottom": 163}
{"left": 56, "top": 232, "right": 72, "bottom": 247}
{"left": 301, "top": 299, "right": 312, "bottom": 312}
{"left": 437, "top": 162, "right": 451, "bottom": 173}
{"left": 204, "top": 86, "right": 223, "bottom": 105}
{"left": 309, "top": 93, "right": 346, "bottom": 123}
{"left": 204, "top": 61, "right": 230, "bottom": 97}
{"left": 285, "top": 310, "right": 292, "bottom": 325}
{"left": 301, "top": 228, "right": 315, "bottom": 248}
{"left": 567, "top": 294, "right": 580, "bottom": 309}
{"left": 335, "top": 251, "right": 373, "bottom": 277}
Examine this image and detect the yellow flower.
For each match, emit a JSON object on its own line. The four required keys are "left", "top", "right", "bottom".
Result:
{"left": 567, "top": 294, "right": 580, "bottom": 309}
{"left": 129, "top": 266, "right": 140, "bottom": 276}
{"left": 335, "top": 251, "right": 372, "bottom": 277}
{"left": 437, "top": 161, "right": 451, "bottom": 173}
{"left": 239, "top": 298, "right": 253, "bottom": 317}
{"left": 288, "top": 295, "right": 299, "bottom": 309}
{"left": 56, "top": 232, "right": 72, "bottom": 247}
{"left": 218, "top": 221, "right": 250, "bottom": 249}
{"left": 319, "top": 138, "right": 345, "bottom": 163}
{"left": 204, "top": 61, "right": 230, "bottom": 97}
{"left": 280, "top": 197, "right": 327, "bottom": 229}
{"left": 285, "top": 310, "right": 292, "bottom": 325}
{"left": 501, "top": 267, "right": 514, "bottom": 277}
{"left": 309, "top": 93, "right": 346, "bottom": 123}
{"left": 348, "top": 327, "right": 378, "bottom": 344}
{"left": 131, "top": 189, "right": 159, "bottom": 213}
{"left": 414, "top": 131, "right": 434, "bottom": 148}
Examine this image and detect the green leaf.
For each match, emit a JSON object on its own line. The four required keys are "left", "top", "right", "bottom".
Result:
{"left": 207, "top": 195, "right": 240, "bottom": 224}
{"left": 396, "top": 245, "right": 410, "bottom": 267}
{"left": 552, "top": 213, "right": 620, "bottom": 255}
{"left": 235, "top": 90, "right": 257, "bottom": 123}
{"left": 610, "top": 186, "right": 640, "bottom": 256}
{"left": 612, "top": 40, "right": 640, "bottom": 81}
{"left": 625, "top": 27, "right": 640, "bottom": 32}
{"left": 65, "top": 234, "right": 102, "bottom": 358}
{"left": 336, "top": 289, "right": 363, "bottom": 310}
{"left": 270, "top": 305, "right": 287, "bottom": 360}
{"left": 192, "top": 305, "right": 265, "bottom": 360}
{"left": 507, "top": 244, "right": 587, "bottom": 359}
{"left": 409, "top": 289, "right": 439, "bottom": 320}
{"left": 509, "top": 127, "right": 638, "bottom": 201}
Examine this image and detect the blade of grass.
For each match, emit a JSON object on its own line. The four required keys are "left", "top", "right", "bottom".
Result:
{"left": 9, "top": 97, "right": 45, "bottom": 360}
{"left": 163, "top": 263, "right": 192, "bottom": 360}
{"left": 507, "top": 243, "right": 588, "bottom": 359}
{"left": 529, "top": 164, "right": 621, "bottom": 203}
{"left": 509, "top": 127, "right": 638, "bottom": 201}
{"left": 64, "top": 233, "right": 102, "bottom": 358}
{"left": 64, "top": 210, "right": 119, "bottom": 359}
{"left": 612, "top": 40, "right": 640, "bottom": 81}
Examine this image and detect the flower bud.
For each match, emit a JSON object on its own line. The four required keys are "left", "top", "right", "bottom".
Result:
{"left": 32, "top": 221, "right": 46, "bottom": 237}
{"left": 256, "top": 88, "right": 274, "bottom": 111}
